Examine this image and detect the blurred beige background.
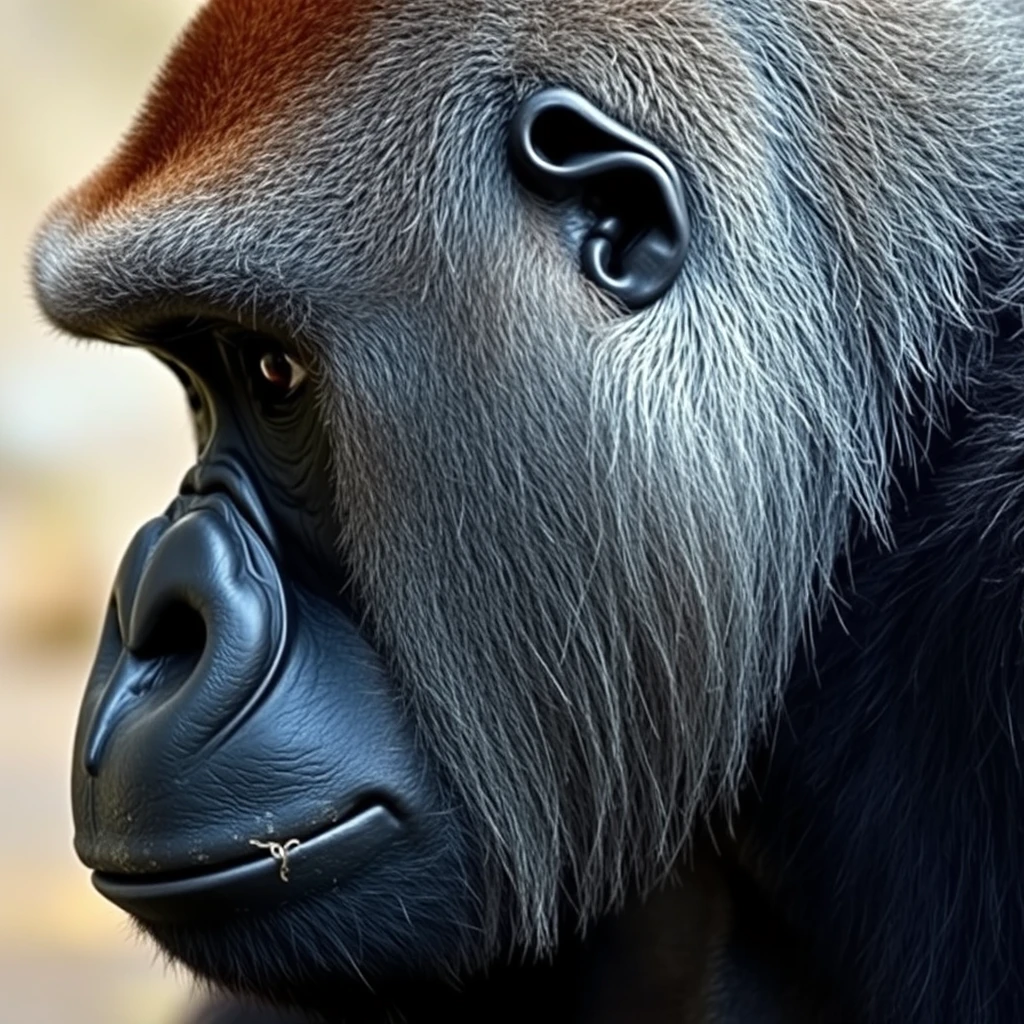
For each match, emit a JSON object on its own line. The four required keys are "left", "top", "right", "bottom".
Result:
{"left": 1, "top": 2, "right": 208, "bottom": 1021}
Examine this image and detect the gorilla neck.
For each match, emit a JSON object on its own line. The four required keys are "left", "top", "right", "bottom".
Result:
{"left": 742, "top": 338, "right": 1024, "bottom": 1024}
{"left": 288, "top": 855, "right": 829, "bottom": 1024}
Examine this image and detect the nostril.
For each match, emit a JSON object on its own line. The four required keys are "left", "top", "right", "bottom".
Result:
{"left": 83, "top": 601, "right": 206, "bottom": 777}
{"left": 83, "top": 602, "right": 207, "bottom": 777}
{"left": 136, "top": 600, "right": 206, "bottom": 662}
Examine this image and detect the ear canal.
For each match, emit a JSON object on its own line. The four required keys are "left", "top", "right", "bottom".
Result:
{"left": 509, "top": 87, "right": 691, "bottom": 311}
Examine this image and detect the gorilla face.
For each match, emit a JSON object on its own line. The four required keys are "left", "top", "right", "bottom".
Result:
{"left": 71, "top": 321, "right": 476, "bottom": 1003}
{"left": 31, "top": 0, "right": 1024, "bottom": 1015}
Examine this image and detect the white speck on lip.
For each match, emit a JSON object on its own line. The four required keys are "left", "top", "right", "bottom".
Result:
{"left": 249, "top": 838, "right": 302, "bottom": 882}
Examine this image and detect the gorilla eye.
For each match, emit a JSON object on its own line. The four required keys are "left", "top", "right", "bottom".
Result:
{"left": 257, "top": 349, "right": 308, "bottom": 398}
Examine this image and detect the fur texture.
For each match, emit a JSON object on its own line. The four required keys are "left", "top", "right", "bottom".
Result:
{"left": 31, "top": 0, "right": 1024, "bottom": 1016}
{"left": 742, "top": 335, "right": 1024, "bottom": 1022}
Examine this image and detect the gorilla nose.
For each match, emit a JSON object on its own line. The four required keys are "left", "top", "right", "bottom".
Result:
{"left": 81, "top": 494, "right": 287, "bottom": 776}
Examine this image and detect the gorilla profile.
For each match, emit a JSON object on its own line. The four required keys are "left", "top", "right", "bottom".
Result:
{"left": 31, "top": 0, "right": 1024, "bottom": 1021}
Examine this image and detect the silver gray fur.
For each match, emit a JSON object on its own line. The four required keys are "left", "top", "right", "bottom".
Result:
{"left": 32, "top": 0, "right": 1024, "bottom": 963}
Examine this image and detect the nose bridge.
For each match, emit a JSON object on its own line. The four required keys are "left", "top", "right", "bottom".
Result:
{"left": 192, "top": 372, "right": 251, "bottom": 476}
{"left": 181, "top": 448, "right": 281, "bottom": 563}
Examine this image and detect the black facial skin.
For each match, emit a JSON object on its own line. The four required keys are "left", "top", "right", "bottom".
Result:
{"left": 70, "top": 321, "right": 477, "bottom": 1013}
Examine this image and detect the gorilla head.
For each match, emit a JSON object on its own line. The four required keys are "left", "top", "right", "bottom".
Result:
{"left": 30, "top": 0, "right": 1024, "bottom": 1019}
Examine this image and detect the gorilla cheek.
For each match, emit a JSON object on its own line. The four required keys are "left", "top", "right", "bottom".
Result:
{"left": 70, "top": 471, "right": 477, "bottom": 992}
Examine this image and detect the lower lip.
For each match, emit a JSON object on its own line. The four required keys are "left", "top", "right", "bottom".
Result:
{"left": 92, "top": 804, "right": 401, "bottom": 925}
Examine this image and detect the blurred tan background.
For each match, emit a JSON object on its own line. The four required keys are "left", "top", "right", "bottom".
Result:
{"left": 1, "top": 2, "right": 207, "bottom": 1021}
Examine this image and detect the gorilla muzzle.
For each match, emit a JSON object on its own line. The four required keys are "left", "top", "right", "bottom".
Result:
{"left": 71, "top": 475, "right": 419, "bottom": 925}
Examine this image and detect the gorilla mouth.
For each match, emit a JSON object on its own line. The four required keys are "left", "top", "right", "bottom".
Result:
{"left": 92, "top": 800, "right": 402, "bottom": 926}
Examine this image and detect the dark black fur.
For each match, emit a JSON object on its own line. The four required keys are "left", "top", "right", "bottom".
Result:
{"left": 740, "top": 327, "right": 1024, "bottom": 1023}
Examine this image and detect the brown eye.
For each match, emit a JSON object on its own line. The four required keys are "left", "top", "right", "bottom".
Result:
{"left": 258, "top": 350, "right": 308, "bottom": 396}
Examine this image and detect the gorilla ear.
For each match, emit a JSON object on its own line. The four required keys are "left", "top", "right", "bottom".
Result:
{"left": 509, "top": 87, "right": 691, "bottom": 311}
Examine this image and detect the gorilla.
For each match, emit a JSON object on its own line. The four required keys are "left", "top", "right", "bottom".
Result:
{"left": 30, "top": 0, "right": 1024, "bottom": 1021}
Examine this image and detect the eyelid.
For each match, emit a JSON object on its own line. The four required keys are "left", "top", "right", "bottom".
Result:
{"left": 214, "top": 324, "right": 299, "bottom": 357}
